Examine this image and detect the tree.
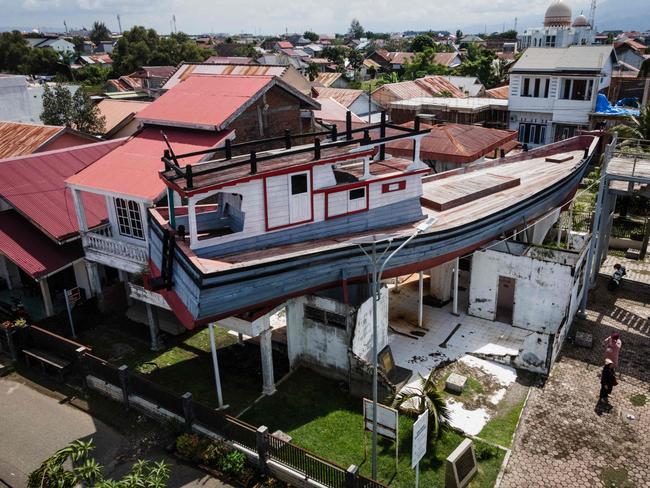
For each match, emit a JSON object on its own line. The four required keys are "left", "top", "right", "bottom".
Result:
{"left": 19, "top": 48, "right": 64, "bottom": 76}
{"left": 42, "top": 84, "right": 105, "bottom": 134}
{"left": 611, "top": 105, "right": 650, "bottom": 142}
{"left": 348, "top": 49, "right": 364, "bottom": 72}
{"left": 348, "top": 18, "right": 364, "bottom": 39}
{"left": 452, "top": 45, "right": 500, "bottom": 87}
{"left": 90, "top": 21, "right": 111, "bottom": 45}
{"left": 455, "top": 29, "right": 463, "bottom": 41}
{"left": 304, "top": 31, "right": 319, "bottom": 42}
{"left": 322, "top": 46, "right": 347, "bottom": 66}
{"left": 71, "top": 87, "right": 106, "bottom": 134}
{"left": 306, "top": 63, "right": 320, "bottom": 81}
{"left": 28, "top": 440, "right": 170, "bottom": 488}
{"left": 411, "top": 34, "right": 435, "bottom": 53}
{"left": 71, "top": 36, "right": 86, "bottom": 53}
{"left": 0, "top": 30, "right": 29, "bottom": 72}
{"left": 76, "top": 64, "right": 112, "bottom": 86}
{"left": 41, "top": 84, "right": 73, "bottom": 126}
{"left": 393, "top": 371, "right": 450, "bottom": 440}
{"left": 402, "top": 48, "right": 448, "bottom": 80}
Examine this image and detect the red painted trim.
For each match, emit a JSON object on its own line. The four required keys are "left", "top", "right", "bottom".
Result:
{"left": 382, "top": 180, "right": 406, "bottom": 193}
{"left": 147, "top": 261, "right": 197, "bottom": 330}
{"left": 324, "top": 184, "right": 369, "bottom": 220}
{"left": 313, "top": 169, "right": 428, "bottom": 194}
{"left": 180, "top": 149, "right": 376, "bottom": 198}
{"left": 265, "top": 169, "right": 315, "bottom": 231}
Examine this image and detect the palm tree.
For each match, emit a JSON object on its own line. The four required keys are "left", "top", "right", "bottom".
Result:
{"left": 611, "top": 104, "right": 650, "bottom": 143}
{"left": 393, "top": 371, "right": 450, "bottom": 439}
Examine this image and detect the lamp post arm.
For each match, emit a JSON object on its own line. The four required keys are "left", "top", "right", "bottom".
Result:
{"left": 378, "top": 231, "right": 419, "bottom": 284}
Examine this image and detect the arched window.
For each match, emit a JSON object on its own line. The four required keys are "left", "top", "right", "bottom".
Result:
{"left": 114, "top": 198, "right": 144, "bottom": 239}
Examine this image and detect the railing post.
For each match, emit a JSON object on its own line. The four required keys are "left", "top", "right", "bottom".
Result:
{"left": 331, "top": 125, "right": 338, "bottom": 142}
{"left": 314, "top": 138, "right": 321, "bottom": 160}
{"left": 182, "top": 392, "right": 194, "bottom": 430}
{"left": 345, "top": 464, "right": 359, "bottom": 488}
{"left": 250, "top": 151, "right": 257, "bottom": 174}
{"left": 284, "top": 129, "right": 292, "bottom": 149}
{"left": 225, "top": 138, "right": 232, "bottom": 159}
{"left": 379, "top": 111, "right": 386, "bottom": 160}
{"left": 256, "top": 425, "right": 269, "bottom": 474}
{"left": 118, "top": 364, "right": 130, "bottom": 409}
{"left": 185, "top": 165, "right": 193, "bottom": 190}
{"left": 346, "top": 111, "right": 352, "bottom": 140}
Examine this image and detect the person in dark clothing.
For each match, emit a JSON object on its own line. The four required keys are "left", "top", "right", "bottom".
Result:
{"left": 599, "top": 359, "right": 617, "bottom": 404}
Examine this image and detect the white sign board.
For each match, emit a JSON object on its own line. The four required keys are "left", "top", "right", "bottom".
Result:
{"left": 128, "top": 284, "right": 172, "bottom": 310}
{"left": 411, "top": 411, "right": 428, "bottom": 468}
{"left": 363, "top": 398, "right": 398, "bottom": 440}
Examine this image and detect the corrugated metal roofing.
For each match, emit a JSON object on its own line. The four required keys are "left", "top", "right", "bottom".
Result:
{"left": 163, "top": 64, "right": 287, "bottom": 90}
{"left": 67, "top": 128, "right": 232, "bottom": 202}
{"left": 433, "top": 53, "right": 460, "bottom": 67}
{"left": 205, "top": 56, "right": 255, "bottom": 64}
{"left": 313, "top": 87, "right": 363, "bottom": 107}
{"left": 511, "top": 46, "right": 615, "bottom": 73}
{"left": 0, "top": 139, "right": 124, "bottom": 241}
{"left": 96, "top": 99, "right": 150, "bottom": 135}
{"left": 485, "top": 85, "right": 510, "bottom": 100}
{"left": 0, "top": 210, "right": 84, "bottom": 278}
{"left": 313, "top": 72, "right": 343, "bottom": 87}
{"left": 385, "top": 122, "right": 517, "bottom": 164}
{"left": 0, "top": 122, "right": 63, "bottom": 158}
{"left": 313, "top": 98, "right": 365, "bottom": 123}
{"left": 390, "top": 52, "right": 414, "bottom": 65}
{"left": 137, "top": 75, "right": 274, "bottom": 130}
{"left": 372, "top": 76, "right": 467, "bottom": 107}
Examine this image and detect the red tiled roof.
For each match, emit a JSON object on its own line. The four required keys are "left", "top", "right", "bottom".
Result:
{"left": 66, "top": 128, "right": 232, "bottom": 202}
{"left": 0, "top": 210, "right": 84, "bottom": 278}
{"left": 0, "top": 139, "right": 124, "bottom": 242}
{"left": 385, "top": 122, "right": 518, "bottom": 164}
{"left": 136, "top": 75, "right": 274, "bottom": 130}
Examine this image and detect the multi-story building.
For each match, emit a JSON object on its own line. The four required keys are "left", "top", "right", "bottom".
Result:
{"left": 508, "top": 45, "right": 616, "bottom": 146}
{"left": 518, "top": 1, "right": 595, "bottom": 50}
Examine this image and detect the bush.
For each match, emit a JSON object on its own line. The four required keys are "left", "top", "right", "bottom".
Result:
{"left": 175, "top": 433, "right": 209, "bottom": 461}
{"left": 218, "top": 450, "right": 247, "bottom": 477}
{"left": 474, "top": 442, "right": 499, "bottom": 461}
{"left": 200, "top": 440, "right": 229, "bottom": 468}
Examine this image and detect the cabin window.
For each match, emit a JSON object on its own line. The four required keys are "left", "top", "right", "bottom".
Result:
{"left": 349, "top": 188, "right": 365, "bottom": 200}
{"left": 115, "top": 198, "right": 144, "bottom": 240}
{"left": 291, "top": 173, "right": 308, "bottom": 194}
{"left": 382, "top": 181, "right": 406, "bottom": 193}
{"left": 304, "top": 305, "right": 347, "bottom": 329}
{"left": 560, "top": 79, "right": 594, "bottom": 101}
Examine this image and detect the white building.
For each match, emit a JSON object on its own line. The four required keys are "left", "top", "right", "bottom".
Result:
{"left": 518, "top": 1, "right": 595, "bottom": 50}
{"left": 508, "top": 45, "right": 616, "bottom": 146}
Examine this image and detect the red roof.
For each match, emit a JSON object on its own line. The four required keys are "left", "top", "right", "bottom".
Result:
{"left": 276, "top": 41, "right": 294, "bottom": 49}
{"left": 0, "top": 139, "right": 124, "bottom": 242}
{"left": 66, "top": 127, "right": 232, "bottom": 202}
{"left": 136, "top": 75, "right": 274, "bottom": 130}
{"left": 385, "top": 123, "right": 518, "bottom": 164}
{"left": 0, "top": 210, "right": 84, "bottom": 278}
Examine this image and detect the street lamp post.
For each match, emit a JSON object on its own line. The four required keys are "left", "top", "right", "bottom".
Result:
{"left": 353, "top": 216, "right": 437, "bottom": 480}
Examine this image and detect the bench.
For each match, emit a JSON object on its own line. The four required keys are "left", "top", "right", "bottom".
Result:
{"left": 23, "top": 348, "right": 71, "bottom": 381}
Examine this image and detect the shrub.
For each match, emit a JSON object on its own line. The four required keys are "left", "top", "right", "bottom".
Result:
{"left": 175, "top": 433, "right": 203, "bottom": 461}
{"left": 200, "top": 440, "right": 228, "bottom": 468}
{"left": 474, "top": 442, "right": 499, "bottom": 461}
{"left": 218, "top": 450, "right": 247, "bottom": 477}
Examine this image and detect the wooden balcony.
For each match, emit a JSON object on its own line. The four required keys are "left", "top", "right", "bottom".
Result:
{"left": 82, "top": 226, "right": 148, "bottom": 273}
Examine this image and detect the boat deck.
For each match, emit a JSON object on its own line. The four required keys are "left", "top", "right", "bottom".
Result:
{"left": 158, "top": 139, "right": 593, "bottom": 274}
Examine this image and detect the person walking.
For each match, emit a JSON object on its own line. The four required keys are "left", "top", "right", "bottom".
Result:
{"left": 599, "top": 359, "right": 617, "bottom": 405}
{"left": 604, "top": 332, "right": 622, "bottom": 368}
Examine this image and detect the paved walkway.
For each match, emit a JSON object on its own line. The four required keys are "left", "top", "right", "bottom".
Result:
{"left": 601, "top": 254, "right": 650, "bottom": 286}
{"left": 500, "top": 278, "right": 650, "bottom": 488}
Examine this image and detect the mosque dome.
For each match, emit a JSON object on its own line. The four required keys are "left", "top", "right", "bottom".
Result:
{"left": 573, "top": 14, "right": 589, "bottom": 27}
{"left": 544, "top": 1, "right": 572, "bottom": 27}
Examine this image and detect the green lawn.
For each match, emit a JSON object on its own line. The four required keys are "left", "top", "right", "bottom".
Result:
{"left": 78, "top": 321, "right": 284, "bottom": 414}
{"left": 242, "top": 369, "right": 505, "bottom": 488}
{"left": 478, "top": 398, "right": 526, "bottom": 448}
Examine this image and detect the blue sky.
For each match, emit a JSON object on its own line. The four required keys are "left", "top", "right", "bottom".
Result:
{"left": 0, "top": 0, "right": 635, "bottom": 35}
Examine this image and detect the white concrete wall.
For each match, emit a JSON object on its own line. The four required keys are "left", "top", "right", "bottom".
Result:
{"left": 468, "top": 248, "right": 574, "bottom": 334}
{"left": 73, "top": 260, "right": 92, "bottom": 299}
{"left": 286, "top": 295, "right": 351, "bottom": 374}
{"left": 351, "top": 287, "right": 388, "bottom": 361}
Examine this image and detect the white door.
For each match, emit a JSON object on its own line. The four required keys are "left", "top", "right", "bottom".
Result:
{"left": 289, "top": 171, "right": 311, "bottom": 223}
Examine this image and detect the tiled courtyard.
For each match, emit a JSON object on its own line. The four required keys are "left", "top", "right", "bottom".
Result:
{"left": 500, "top": 277, "right": 650, "bottom": 488}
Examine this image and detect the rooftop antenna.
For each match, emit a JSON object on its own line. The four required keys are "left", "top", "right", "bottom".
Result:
{"left": 514, "top": 17, "right": 518, "bottom": 33}
{"left": 63, "top": 20, "right": 68, "bottom": 35}
{"left": 117, "top": 14, "right": 122, "bottom": 34}
{"left": 173, "top": 14, "right": 177, "bottom": 33}
{"left": 588, "top": 0, "right": 597, "bottom": 27}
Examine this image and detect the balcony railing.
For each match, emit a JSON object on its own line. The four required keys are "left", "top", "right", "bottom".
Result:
{"left": 82, "top": 230, "right": 148, "bottom": 271}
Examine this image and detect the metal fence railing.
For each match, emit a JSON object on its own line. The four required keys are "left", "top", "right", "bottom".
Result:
{"left": 129, "top": 373, "right": 185, "bottom": 417}
{"left": 266, "top": 433, "right": 347, "bottom": 488}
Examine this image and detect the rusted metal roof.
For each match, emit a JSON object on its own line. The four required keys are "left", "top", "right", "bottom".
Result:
{"left": 0, "top": 122, "right": 95, "bottom": 159}
{"left": 372, "top": 76, "right": 467, "bottom": 107}
{"left": 485, "top": 85, "right": 510, "bottom": 99}
{"left": 0, "top": 139, "right": 124, "bottom": 241}
{"left": 433, "top": 52, "right": 459, "bottom": 67}
{"left": 313, "top": 87, "right": 363, "bottom": 108}
{"left": 162, "top": 63, "right": 288, "bottom": 90}
{"left": 390, "top": 52, "right": 414, "bottom": 65}
{"left": 205, "top": 56, "right": 255, "bottom": 64}
{"left": 313, "top": 72, "right": 344, "bottom": 87}
{"left": 385, "top": 122, "right": 518, "bottom": 164}
{"left": 314, "top": 98, "right": 366, "bottom": 123}
{"left": 96, "top": 99, "right": 150, "bottom": 137}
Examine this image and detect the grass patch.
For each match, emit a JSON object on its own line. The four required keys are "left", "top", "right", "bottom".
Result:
{"left": 599, "top": 467, "right": 633, "bottom": 488}
{"left": 437, "top": 373, "right": 484, "bottom": 400}
{"left": 242, "top": 369, "right": 504, "bottom": 488}
{"left": 630, "top": 394, "right": 647, "bottom": 407}
{"left": 477, "top": 398, "right": 526, "bottom": 448}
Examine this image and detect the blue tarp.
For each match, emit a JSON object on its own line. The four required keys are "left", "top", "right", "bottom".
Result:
{"left": 595, "top": 93, "right": 640, "bottom": 116}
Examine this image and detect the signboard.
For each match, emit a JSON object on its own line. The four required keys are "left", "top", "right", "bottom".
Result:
{"left": 445, "top": 438, "right": 477, "bottom": 488}
{"left": 411, "top": 411, "right": 428, "bottom": 468}
{"left": 66, "top": 287, "right": 82, "bottom": 304}
{"left": 128, "top": 283, "right": 172, "bottom": 310}
{"left": 363, "top": 398, "right": 398, "bottom": 440}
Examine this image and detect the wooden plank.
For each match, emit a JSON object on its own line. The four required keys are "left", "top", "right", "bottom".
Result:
{"left": 421, "top": 174, "right": 521, "bottom": 211}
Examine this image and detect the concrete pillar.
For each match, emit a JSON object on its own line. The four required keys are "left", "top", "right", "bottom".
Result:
{"left": 118, "top": 269, "right": 132, "bottom": 305}
{"left": 145, "top": 303, "right": 162, "bottom": 351}
{"left": 71, "top": 188, "right": 88, "bottom": 232}
{"left": 208, "top": 323, "right": 225, "bottom": 409}
{"left": 260, "top": 325, "right": 276, "bottom": 395}
{"left": 418, "top": 271, "right": 424, "bottom": 327}
{"left": 39, "top": 278, "right": 54, "bottom": 317}
{"left": 85, "top": 261, "right": 102, "bottom": 296}
{"left": 429, "top": 261, "right": 454, "bottom": 304}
